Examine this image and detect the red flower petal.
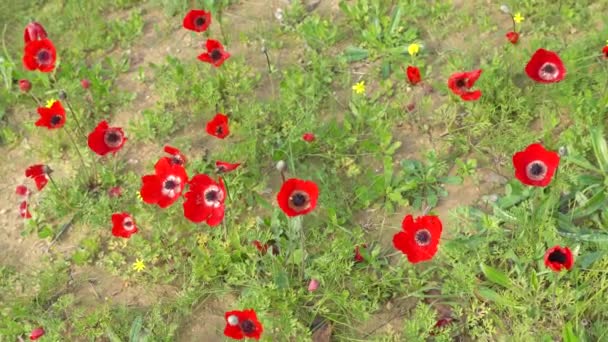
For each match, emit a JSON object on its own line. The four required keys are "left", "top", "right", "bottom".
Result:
{"left": 224, "top": 309, "right": 263, "bottom": 340}
{"left": 141, "top": 159, "right": 188, "bottom": 209}
{"left": 183, "top": 9, "right": 212, "bottom": 32}
{"left": 108, "top": 186, "right": 122, "bottom": 198}
{"left": 406, "top": 66, "right": 421, "bottom": 85}
{"left": 183, "top": 174, "right": 226, "bottom": 225}
{"left": 447, "top": 70, "right": 482, "bottom": 101}
{"left": 512, "top": 143, "right": 560, "bottom": 187}
{"left": 111, "top": 212, "right": 138, "bottom": 238}
{"left": 164, "top": 145, "right": 187, "bottom": 165}
{"left": 87, "top": 121, "right": 127, "bottom": 156}
{"left": 24, "top": 22, "right": 47, "bottom": 44}
{"left": 19, "top": 79, "right": 32, "bottom": 92}
{"left": 23, "top": 38, "right": 56, "bottom": 73}
{"left": 302, "top": 133, "right": 315, "bottom": 142}
{"left": 19, "top": 201, "right": 32, "bottom": 219}
{"left": 29, "top": 327, "right": 45, "bottom": 340}
{"left": 36, "top": 100, "right": 66, "bottom": 129}
{"left": 16, "top": 184, "right": 30, "bottom": 197}
{"left": 354, "top": 244, "right": 367, "bottom": 263}
{"left": 392, "top": 214, "right": 443, "bottom": 263}
{"left": 205, "top": 113, "right": 230, "bottom": 139}
{"left": 197, "top": 39, "right": 231, "bottom": 67}
{"left": 216, "top": 160, "right": 241, "bottom": 173}
{"left": 524, "top": 48, "right": 566, "bottom": 83}
{"left": 25, "top": 164, "right": 49, "bottom": 191}
{"left": 544, "top": 245, "right": 574, "bottom": 272}
{"left": 603, "top": 46, "right": 608, "bottom": 59}
{"left": 506, "top": 31, "right": 519, "bottom": 44}
{"left": 276, "top": 178, "right": 319, "bottom": 217}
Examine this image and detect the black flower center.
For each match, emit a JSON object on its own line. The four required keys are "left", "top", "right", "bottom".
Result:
{"left": 239, "top": 319, "right": 256, "bottom": 334}
{"left": 210, "top": 49, "right": 222, "bottom": 61}
{"left": 164, "top": 180, "right": 177, "bottom": 190}
{"left": 291, "top": 193, "right": 307, "bottom": 207}
{"left": 104, "top": 130, "right": 123, "bottom": 148}
{"left": 195, "top": 16, "right": 206, "bottom": 27}
{"left": 37, "top": 49, "right": 50, "bottom": 64}
{"left": 205, "top": 190, "right": 218, "bottom": 202}
{"left": 171, "top": 156, "right": 183, "bottom": 165}
{"left": 529, "top": 162, "right": 544, "bottom": 176}
{"left": 548, "top": 250, "right": 567, "bottom": 264}
{"left": 456, "top": 78, "right": 466, "bottom": 88}
{"left": 414, "top": 229, "right": 431, "bottom": 246}
{"left": 542, "top": 64, "right": 556, "bottom": 74}
{"left": 526, "top": 160, "right": 547, "bottom": 181}
{"left": 216, "top": 125, "right": 224, "bottom": 135}
{"left": 50, "top": 115, "right": 62, "bottom": 126}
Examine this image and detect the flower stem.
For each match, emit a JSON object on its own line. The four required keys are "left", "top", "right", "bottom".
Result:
{"left": 64, "top": 97, "right": 86, "bottom": 139}
{"left": 27, "top": 92, "right": 42, "bottom": 106}
{"left": 511, "top": 16, "right": 516, "bottom": 33}
{"left": 64, "top": 126, "right": 90, "bottom": 182}
{"left": 280, "top": 171, "right": 286, "bottom": 183}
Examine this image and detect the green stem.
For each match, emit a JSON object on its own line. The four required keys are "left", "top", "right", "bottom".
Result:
{"left": 64, "top": 97, "right": 86, "bottom": 139}
{"left": 64, "top": 126, "right": 90, "bottom": 182}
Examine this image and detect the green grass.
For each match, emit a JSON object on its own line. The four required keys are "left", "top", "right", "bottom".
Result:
{"left": 1, "top": 0, "right": 608, "bottom": 341}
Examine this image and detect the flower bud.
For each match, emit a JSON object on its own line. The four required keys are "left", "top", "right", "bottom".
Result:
{"left": 24, "top": 22, "right": 47, "bottom": 44}
{"left": 19, "top": 79, "right": 32, "bottom": 92}
{"left": 558, "top": 146, "right": 568, "bottom": 157}
{"left": 308, "top": 279, "right": 319, "bottom": 292}
{"left": 500, "top": 4, "right": 511, "bottom": 14}
{"left": 81, "top": 79, "right": 91, "bottom": 89}
{"left": 58, "top": 90, "right": 67, "bottom": 100}
{"left": 276, "top": 160, "right": 287, "bottom": 172}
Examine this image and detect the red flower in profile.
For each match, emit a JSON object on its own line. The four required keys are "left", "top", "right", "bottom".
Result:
{"left": 447, "top": 69, "right": 482, "bottom": 101}
{"left": 354, "top": 244, "right": 368, "bottom": 263}
{"left": 198, "top": 39, "right": 231, "bottom": 67}
{"left": 36, "top": 100, "right": 66, "bottom": 129}
{"left": 206, "top": 113, "right": 230, "bottom": 139}
{"left": 406, "top": 66, "right": 421, "bottom": 85}
{"left": 19, "top": 79, "right": 32, "bottom": 92}
{"left": 25, "top": 164, "right": 50, "bottom": 191}
{"left": 141, "top": 158, "right": 188, "bottom": 208}
{"left": 16, "top": 185, "right": 30, "bottom": 197}
{"left": 19, "top": 201, "right": 32, "bottom": 219}
{"left": 506, "top": 31, "right": 519, "bottom": 44}
{"left": 602, "top": 46, "right": 608, "bottom": 59}
{"left": 183, "top": 9, "right": 212, "bottom": 32}
{"left": 24, "top": 22, "right": 47, "bottom": 44}
{"left": 23, "top": 38, "right": 56, "bottom": 73}
{"left": 224, "top": 309, "right": 263, "bottom": 340}
{"left": 29, "top": 327, "right": 45, "bottom": 340}
{"left": 276, "top": 178, "right": 319, "bottom": 217}
{"left": 302, "top": 132, "right": 315, "bottom": 142}
{"left": 512, "top": 143, "right": 560, "bottom": 187}
{"left": 88, "top": 121, "right": 127, "bottom": 156}
{"left": 544, "top": 245, "right": 574, "bottom": 272}
{"left": 164, "top": 145, "right": 187, "bottom": 166}
{"left": 111, "top": 212, "right": 138, "bottom": 239}
{"left": 183, "top": 174, "right": 226, "bottom": 226}
{"left": 392, "top": 214, "right": 443, "bottom": 263}
{"left": 525, "top": 48, "right": 566, "bottom": 83}
{"left": 216, "top": 161, "right": 241, "bottom": 173}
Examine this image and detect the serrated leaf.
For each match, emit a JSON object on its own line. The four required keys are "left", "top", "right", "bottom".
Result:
{"left": 344, "top": 46, "right": 369, "bottom": 62}
{"left": 480, "top": 263, "right": 511, "bottom": 288}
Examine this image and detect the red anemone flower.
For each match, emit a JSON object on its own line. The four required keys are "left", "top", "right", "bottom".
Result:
{"left": 506, "top": 31, "right": 519, "bottom": 44}
{"left": 23, "top": 38, "right": 56, "bottom": 73}
{"left": 206, "top": 113, "right": 230, "bottom": 139}
{"left": 216, "top": 161, "right": 241, "bottom": 173}
{"left": 544, "top": 245, "right": 574, "bottom": 272}
{"left": 24, "top": 22, "right": 47, "bottom": 44}
{"left": 25, "top": 164, "right": 50, "bottom": 191}
{"left": 183, "top": 174, "right": 226, "bottom": 226}
{"left": 512, "top": 143, "right": 560, "bottom": 187}
{"left": 19, "top": 201, "right": 32, "bottom": 219}
{"left": 16, "top": 185, "right": 30, "bottom": 197}
{"left": 141, "top": 158, "right": 188, "bottom": 208}
{"left": 36, "top": 100, "right": 66, "bottom": 129}
{"left": 183, "top": 9, "right": 212, "bottom": 32}
{"left": 525, "top": 48, "right": 566, "bottom": 83}
{"left": 447, "top": 69, "right": 482, "bottom": 101}
{"left": 224, "top": 309, "right": 263, "bottom": 340}
{"left": 392, "top": 214, "right": 443, "bottom": 263}
{"left": 29, "top": 327, "right": 45, "bottom": 340}
{"left": 277, "top": 178, "right": 319, "bottom": 217}
{"left": 302, "top": 132, "right": 315, "bottom": 142}
{"left": 88, "top": 120, "right": 127, "bottom": 156}
{"left": 198, "top": 39, "right": 231, "bottom": 67}
{"left": 354, "top": 244, "right": 368, "bottom": 263}
{"left": 111, "top": 212, "right": 138, "bottom": 239}
{"left": 602, "top": 46, "right": 608, "bottom": 59}
{"left": 406, "top": 66, "right": 422, "bottom": 85}
{"left": 19, "top": 79, "right": 32, "bottom": 92}
{"left": 164, "top": 145, "right": 187, "bottom": 165}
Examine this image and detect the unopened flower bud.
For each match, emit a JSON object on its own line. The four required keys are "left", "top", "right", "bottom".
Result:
{"left": 276, "top": 160, "right": 287, "bottom": 172}
{"left": 500, "top": 4, "right": 511, "bottom": 14}
{"left": 558, "top": 146, "right": 568, "bottom": 157}
{"left": 81, "top": 79, "right": 91, "bottom": 89}
{"left": 58, "top": 90, "right": 67, "bottom": 100}
{"left": 308, "top": 279, "right": 319, "bottom": 292}
{"left": 19, "top": 79, "right": 32, "bottom": 92}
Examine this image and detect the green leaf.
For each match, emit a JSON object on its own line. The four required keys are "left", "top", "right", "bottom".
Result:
{"left": 37, "top": 225, "right": 54, "bottom": 239}
{"left": 561, "top": 322, "right": 580, "bottom": 342}
{"left": 106, "top": 328, "right": 122, "bottom": 342}
{"left": 476, "top": 287, "right": 524, "bottom": 309}
{"left": 570, "top": 189, "right": 607, "bottom": 219}
{"left": 480, "top": 263, "right": 511, "bottom": 288}
{"left": 389, "top": 6, "right": 402, "bottom": 35}
{"left": 273, "top": 269, "right": 289, "bottom": 289}
{"left": 383, "top": 156, "right": 393, "bottom": 188}
{"left": 590, "top": 128, "right": 608, "bottom": 173}
{"left": 439, "top": 176, "right": 463, "bottom": 185}
{"left": 344, "top": 46, "right": 369, "bottom": 62}
{"left": 381, "top": 60, "right": 391, "bottom": 79}
{"left": 129, "top": 315, "right": 143, "bottom": 342}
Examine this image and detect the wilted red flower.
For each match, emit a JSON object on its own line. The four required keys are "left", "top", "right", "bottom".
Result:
{"left": 277, "top": 178, "right": 319, "bottom": 217}
{"left": 164, "top": 145, "right": 187, "bottom": 165}
{"left": 406, "top": 66, "right": 421, "bottom": 85}
{"left": 16, "top": 184, "right": 30, "bottom": 197}
{"left": 108, "top": 186, "right": 122, "bottom": 198}
{"left": 525, "top": 48, "right": 566, "bottom": 83}
{"left": 183, "top": 174, "right": 226, "bottom": 226}
{"left": 253, "top": 240, "right": 279, "bottom": 256}
{"left": 354, "top": 244, "right": 368, "bottom": 263}
{"left": 24, "top": 22, "right": 47, "bottom": 44}
{"left": 81, "top": 79, "right": 91, "bottom": 89}
{"left": 302, "top": 132, "right": 315, "bottom": 142}
{"left": 198, "top": 39, "right": 231, "bottom": 67}
{"left": 393, "top": 214, "right": 443, "bottom": 263}
{"left": 25, "top": 164, "right": 50, "bottom": 191}
{"left": 29, "top": 326, "right": 45, "bottom": 340}
{"left": 19, "top": 201, "right": 32, "bottom": 219}
{"left": 406, "top": 102, "right": 416, "bottom": 112}
{"left": 23, "top": 38, "right": 56, "bottom": 73}
{"left": 506, "top": 31, "right": 519, "bottom": 44}
{"left": 544, "top": 245, "right": 574, "bottom": 272}
{"left": 216, "top": 161, "right": 241, "bottom": 173}
{"left": 19, "top": 79, "right": 32, "bottom": 92}
{"left": 36, "top": 100, "right": 65, "bottom": 129}
{"left": 111, "top": 212, "right": 138, "bottom": 238}
{"left": 206, "top": 113, "right": 230, "bottom": 139}
{"left": 447, "top": 69, "right": 482, "bottom": 101}
{"left": 87, "top": 120, "right": 127, "bottom": 156}
{"left": 430, "top": 317, "right": 454, "bottom": 335}
{"left": 183, "top": 9, "right": 212, "bottom": 32}
{"left": 602, "top": 46, "right": 608, "bottom": 59}
{"left": 512, "top": 143, "right": 560, "bottom": 187}
{"left": 141, "top": 158, "right": 188, "bottom": 208}
{"left": 224, "top": 309, "right": 263, "bottom": 340}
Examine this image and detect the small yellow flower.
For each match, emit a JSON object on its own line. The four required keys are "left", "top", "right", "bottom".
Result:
{"left": 513, "top": 12, "right": 524, "bottom": 24}
{"left": 136, "top": 191, "right": 143, "bottom": 201}
{"left": 352, "top": 81, "right": 366, "bottom": 94}
{"left": 132, "top": 258, "right": 146, "bottom": 272}
{"left": 196, "top": 233, "right": 209, "bottom": 247}
{"left": 407, "top": 43, "right": 421, "bottom": 56}
{"left": 45, "top": 98, "right": 57, "bottom": 108}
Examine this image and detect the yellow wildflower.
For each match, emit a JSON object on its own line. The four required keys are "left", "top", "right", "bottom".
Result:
{"left": 45, "top": 98, "right": 57, "bottom": 108}
{"left": 513, "top": 12, "right": 524, "bottom": 24}
{"left": 136, "top": 191, "right": 143, "bottom": 201}
{"left": 132, "top": 258, "right": 146, "bottom": 272}
{"left": 352, "top": 81, "right": 366, "bottom": 94}
{"left": 407, "top": 43, "right": 421, "bottom": 56}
